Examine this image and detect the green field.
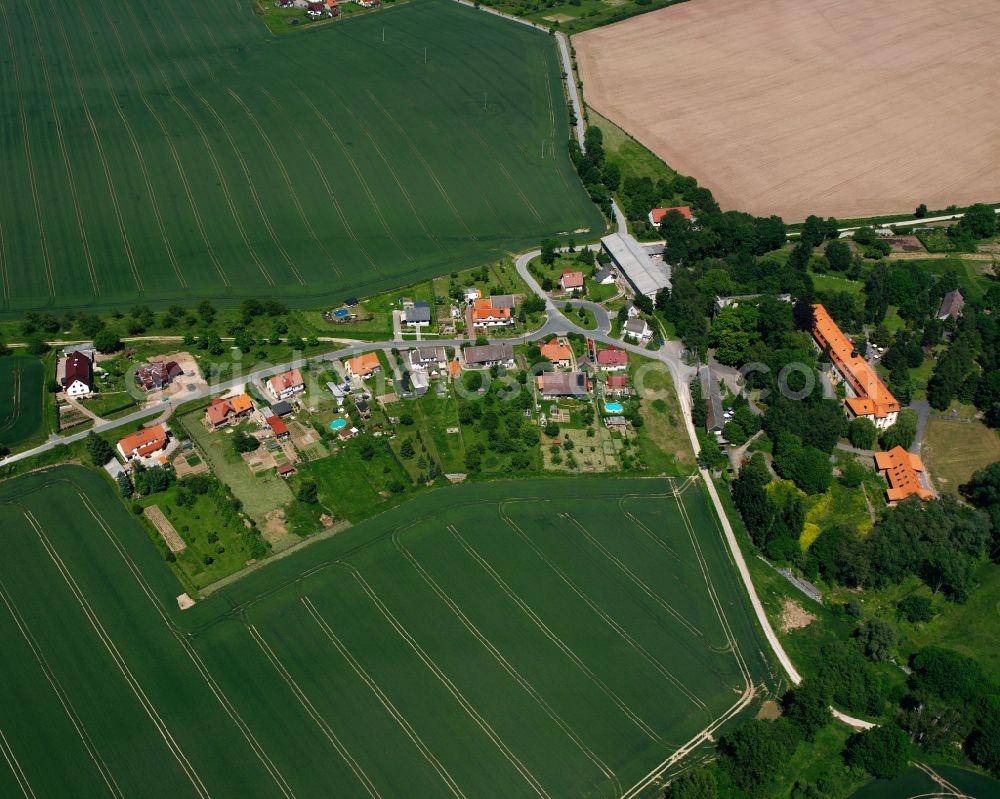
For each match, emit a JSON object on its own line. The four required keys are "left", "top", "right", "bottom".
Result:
{"left": 0, "top": 467, "right": 770, "bottom": 797}
{"left": 848, "top": 765, "right": 1000, "bottom": 799}
{"left": 0, "top": 355, "right": 45, "bottom": 449}
{"left": 0, "top": 0, "right": 603, "bottom": 315}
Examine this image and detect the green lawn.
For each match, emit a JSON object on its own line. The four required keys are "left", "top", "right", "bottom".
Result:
{"left": 0, "top": 0, "right": 602, "bottom": 316}
{"left": 922, "top": 417, "right": 1000, "bottom": 496}
{"left": 0, "top": 466, "right": 772, "bottom": 797}
{"left": 0, "top": 354, "right": 47, "bottom": 450}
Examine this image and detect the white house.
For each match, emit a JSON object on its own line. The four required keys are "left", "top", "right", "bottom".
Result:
{"left": 266, "top": 368, "right": 305, "bottom": 401}
{"left": 624, "top": 318, "right": 649, "bottom": 342}
{"left": 62, "top": 351, "right": 93, "bottom": 397}
{"left": 403, "top": 301, "right": 431, "bottom": 327}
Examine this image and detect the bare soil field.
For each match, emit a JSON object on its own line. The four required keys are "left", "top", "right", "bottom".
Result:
{"left": 575, "top": 0, "right": 1000, "bottom": 221}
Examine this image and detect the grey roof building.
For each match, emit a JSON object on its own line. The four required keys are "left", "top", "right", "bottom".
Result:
{"left": 404, "top": 301, "right": 431, "bottom": 325}
{"left": 488, "top": 294, "right": 515, "bottom": 310}
{"left": 601, "top": 232, "right": 670, "bottom": 298}
{"left": 404, "top": 347, "right": 448, "bottom": 370}
{"left": 624, "top": 318, "right": 649, "bottom": 339}
{"left": 699, "top": 365, "right": 725, "bottom": 436}
{"left": 538, "top": 371, "right": 589, "bottom": 398}
{"left": 936, "top": 289, "right": 964, "bottom": 320}
{"left": 463, "top": 343, "right": 514, "bottom": 367}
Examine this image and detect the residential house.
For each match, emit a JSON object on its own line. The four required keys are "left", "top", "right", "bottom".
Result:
{"left": 593, "top": 266, "right": 617, "bottom": 285}
{"left": 539, "top": 339, "right": 572, "bottom": 369}
{"left": 463, "top": 343, "right": 514, "bottom": 368}
{"left": 117, "top": 425, "right": 169, "bottom": 461}
{"left": 346, "top": 352, "right": 381, "bottom": 379}
{"left": 604, "top": 416, "right": 628, "bottom": 431}
{"left": 62, "top": 351, "right": 93, "bottom": 397}
{"left": 266, "top": 368, "right": 305, "bottom": 401}
{"left": 135, "top": 361, "right": 182, "bottom": 391}
{"left": 266, "top": 416, "right": 289, "bottom": 440}
{"left": 559, "top": 270, "right": 584, "bottom": 292}
{"left": 605, "top": 375, "right": 630, "bottom": 397}
{"left": 811, "top": 304, "right": 899, "bottom": 429}
{"left": 306, "top": 1, "right": 325, "bottom": 16}
{"left": 403, "top": 301, "right": 431, "bottom": 327}
{"left": 205, "top": 393, "right": 254, "bottom": 428}
{"left": 624, "top": 318, "right": 649, "bottom": 342}
{"left": 463, "top": 287, "right": 481, "bottom": 303}
{"left": 538, "top": 371, "right": 589, "bottom": 399}
{"left": 624, "top": 301, "right": 640, "bottom": 319}
{"left": 648, "top": 205, "right": 694, "bottom": 226}
{"left": 400, "top": 370, "right": 429, "bottom": 397}
{"left": 936, "top": 289, "right": 964, "bottom": 321}
{"left": 404, "top": 347, "right": 448, "bottom": 371}
{"left": 326, "top": 382, "right": 348, "bottom": 406}
{"left": 874, "top": 446, "right": 933, "bottom": 504}
{"left": 471, "top": 306, "right": 513, "bottom": 328}
{"left": 355, "top": 398, "right": 371, "bottom": 419}
{"left": 357, "top": 0, "right": 380, "bottom": 7}
{"left": 597, "top": 347, "right": 627, "bottom": 371}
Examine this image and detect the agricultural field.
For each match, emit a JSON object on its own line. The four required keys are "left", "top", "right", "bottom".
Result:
{"left": 575, "top": 0, "right": 1000, "bottom": 220}
{"left": 848, "top": 765, "right": 1000, "bottom": 799}
{"left": 0, "top": 467, "right": 771, "bottom": 798}
{"left": 0, "top": 355, "right": 46, "bottom": 450}
{"left": 0, "top": 0, "right": 602, "bottom": 315}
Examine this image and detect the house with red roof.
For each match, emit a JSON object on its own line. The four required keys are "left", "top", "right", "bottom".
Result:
{"left": 205, "top": 394, "right": 254, "bottom": 429}
{"left": 266, "top": 416, "right": 290, "bottom": 439}
{"left": 62, "top": 351, "right": 93, "bottom": 397}
{"left": 597, "top": 347, "right": 627, "bottom": 371}
{"left": 266, "top": 368, "right": 305, "bottom": 401}
{"left": 539, "top": 339, "right": 572, "bottom": 368}
{"left": 874, "top": 446, "right": 933, "bottom": 504}
{"left": 559, "top": 270, "right": 584, "bottom": 292}
{"left": 471, "top": 306, "right": 513, "bottom": 328}
{"left": 346, "top": 352, "right": 381, "bottom": 379}
{"left": 605, "top": 374, "right": 630, "bottom": 397}
{"left": 117, "top": 425, "right": 169, "bottom": 461}
{"left": 649, "top": 206, "right": 694, "bottom": 226}
{"left": 135, "top": 361, "right": 182, "bottom": 392}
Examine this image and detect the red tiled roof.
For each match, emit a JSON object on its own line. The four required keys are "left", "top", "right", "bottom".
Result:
{"left": 811, "top": 304, "right": 899, "bottom": 420}
{"left": 118, "top": 425, "right": 168, "bottom": 457}
{"left": 874, "top": 446, "right": 933, "bottom": 502}
{"left": 267, "top": 368, "right": 304, "bottom": 396}
{"left": 650, "top": 206, "right": 693, "bottom": 224}
{"left": 266, "top": 416, "right": 289, "bottom": 436}
{"left": 347, "top": 352, "right": 380, "bottom": 376}
{"left": 597, "top": 347, "right": 627, "bottom": 366}
{"left": 539, "top": 339, "right": 572, "bottom": 363}
{"left": 608, "top": 375, "right": 628, "bottom": 388}
{"left": 63, "top": 351, "right": 91, "bottom": 388}
{"left": 560, "top": 270, "right": 584, "bottom": 289}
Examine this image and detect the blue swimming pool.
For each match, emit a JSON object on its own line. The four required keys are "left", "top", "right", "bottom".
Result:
{"left": 330, "top": 418, "right": 347, "bottom": 430}
{"left": 604, "top": 402, "right": 623, "bottom": 414}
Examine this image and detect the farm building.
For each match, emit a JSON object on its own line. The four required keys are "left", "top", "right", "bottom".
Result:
{"left": 648, "top": 205, "right": 693, "bottom": 226}
{"left": 874, "top": 446, "right": 933, "bottom": 504}
{"left": 487, "top": 294, "right": 515, "bottom": 310}
{"left": 538, "top": 371, "right": 590, "bottom": 399}
{"left": 346, "top": 352, "right": 381, "bottom": 379}
{"left": 267, "top": 368, "right": 305, "bottom": 401}
{"left": 117, "top": 425, "right": 169, "bottom": 460}
{"left": 811, "top": 304, "right": 898, "bottom": 429}
{"left": 403, "top": 301, "right": 431, "bottom": 327}
{"left": 135, "top": 361, "right": 182, "bottom": 391}
{"left": 699, "top": 365, "right": 725, "bottom": 437}
{"left": 539, "top": 339, "right": 573, "bottom": 368}
{"left": 463, "top": 343, "right": 514, "bottom": 368}
{"left": 597, "top": 347, "right": 627, "bottom": 371}
{"left": 936, "top": 289, "right": 964, "bottom": 321}
{"left": 61, "top": 351, "right": 93, "bottom": 397}
{"left": 559, "top": 270, "right": 584, "bottom": 292}
{"left": 277, "top": 464, "right": 297, "bottom": 478}
{"left": 600, "top": 233, "right": 670, "bottom": 298}
{"left": 205, "top": 393, "right": 254, "bottom": 428}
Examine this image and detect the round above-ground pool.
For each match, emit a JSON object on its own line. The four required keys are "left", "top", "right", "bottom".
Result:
{"left": 330, "top": 418, "right": 347, "bottom": 430}
{"left": 604, "top": 402, "right": 623, "bottom": 414}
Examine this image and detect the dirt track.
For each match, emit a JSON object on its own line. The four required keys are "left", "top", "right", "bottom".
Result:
{"left": 575, "top": 0, "right": 1000, "bottom": 221}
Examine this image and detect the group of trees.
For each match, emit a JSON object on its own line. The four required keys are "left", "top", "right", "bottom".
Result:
{"left": 458, "top": 372, "right": 540, "bottom": 474}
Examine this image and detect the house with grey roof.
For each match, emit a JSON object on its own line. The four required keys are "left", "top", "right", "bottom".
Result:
{"left": 538, "top": 371, "right": 590, "bottom": 399}
{"left": 462, "top": 343, "right": 514, "bottom": 368}
{"left": 404, "top": 301, "right": 431, "bottom": 327}
{"left": 624, "top": 318, "right": 650, "bottom": 342}
{"left": 404, "top": 347, "right": 448, "bottom": 371}
{"left": 936, "top": 289, "right": 964, "bottom": 321}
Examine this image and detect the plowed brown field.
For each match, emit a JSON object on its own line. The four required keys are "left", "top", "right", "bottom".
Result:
{"left": 576, "top": 0, "right": 1000, "bottom": 221}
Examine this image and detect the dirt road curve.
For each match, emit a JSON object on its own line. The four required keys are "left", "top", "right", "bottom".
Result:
{"left": 575, "top": 0, "right": 1000, "bottom": 221}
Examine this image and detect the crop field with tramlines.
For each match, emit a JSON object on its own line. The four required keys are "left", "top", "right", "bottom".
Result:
{"left": 0, "top": 468, "right": 771, "bottom": 799}
{"left": 0, "top": 356, "right": 44, "bottom": 449}
{"left": 0, "top": 0, "right": 602, "bottom": 315}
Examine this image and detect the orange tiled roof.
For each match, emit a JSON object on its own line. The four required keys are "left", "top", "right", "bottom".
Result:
{"left": 811, "top": 304, "right": 899, "bottom": 420}
{"left": 473, "top": 298, "right": 494, "bottom": 310}
{"left": 874, "top": 446, "right": 933, "bottom": 502}
{"left": 539, "top": 339, "right": 572, "bottom": 363}
{"left": 118, "top": 425, "right": 167, "bottom": 457}
{"left": 472, "top": 307, "right": 511, "bottom": 322}
{"left": 267, "top": 368, "right": 304, "bottom": 396}
{"left": 347, "top": 352, "right": 380, "bottom": 375}
{"left": 650, "top": 205, "right": 693, "bottom": 223}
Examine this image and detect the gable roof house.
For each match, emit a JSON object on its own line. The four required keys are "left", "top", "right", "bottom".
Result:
{"left": 593, "top": 266, "right": 617, "bottom": 285}
{"left": 135, "top": 361, "right": 182, "bottom": 391}
{"left": 539, "top": 339, "right": 573, "bottom": 368}
{"left": 597, "top": 347, "right": 628, "bottom": 371}
{"left": 62, "top": 351, "right": 93, "bottom": 397}
{"left": 471, "top": 306, "right": 513, "bottom": 328}
{"left": 488, "top": 294, "right": 515, "bottom": 310}
{"left": 205, "top": 393, "right": 254, "bottom": 428}
{"left": 117, "top": 425, "right": 169, "bottom": 461}
{"left": 404, "top": 347, "right": 448, "bottom": 371}
{"left": 936, "top": 289, "right": 965, "bottom": 321}
{"left": 649, "top": 205, "right": 694, "bottom": 226}
{"left": 624, "top": 318, "right": 650, "bottom": 341}
{"left": 699, "top": 365, "right": 725, "bottom": 436}
{"left": 404, "top": 301, "right": 431, "bottom": 327}
{"left": 559, "top": 270, "right": 585, "bottom": 292}
{"left": 811, "top": 304, "right": 899, "bottom": 429}
{"left": 538, "top": 371, "right": 590, "bottom": 399}
{"left": 874, "top": 446, "right": 934, "bottom": 504}
{"left": 266, "top": 368, "right": 305, "bottom": 401}
{"left": 265, "top": 416, "right": 289, "bottom": 439}
{"left": 463, "top": 343, "right": 514, "bottom": 368}
{"left": 346, "top": 352, "right": 381, "bottom": 379}
{"left": 605, "top": 374, "right": 630, "bottom": 397}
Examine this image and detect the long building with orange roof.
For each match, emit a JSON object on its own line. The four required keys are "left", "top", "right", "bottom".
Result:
{"left": 811, "top": 304, "right": 899, "bottom": 429}
{"left": 874, "top": 446, "right": 933, "bottom": 504}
